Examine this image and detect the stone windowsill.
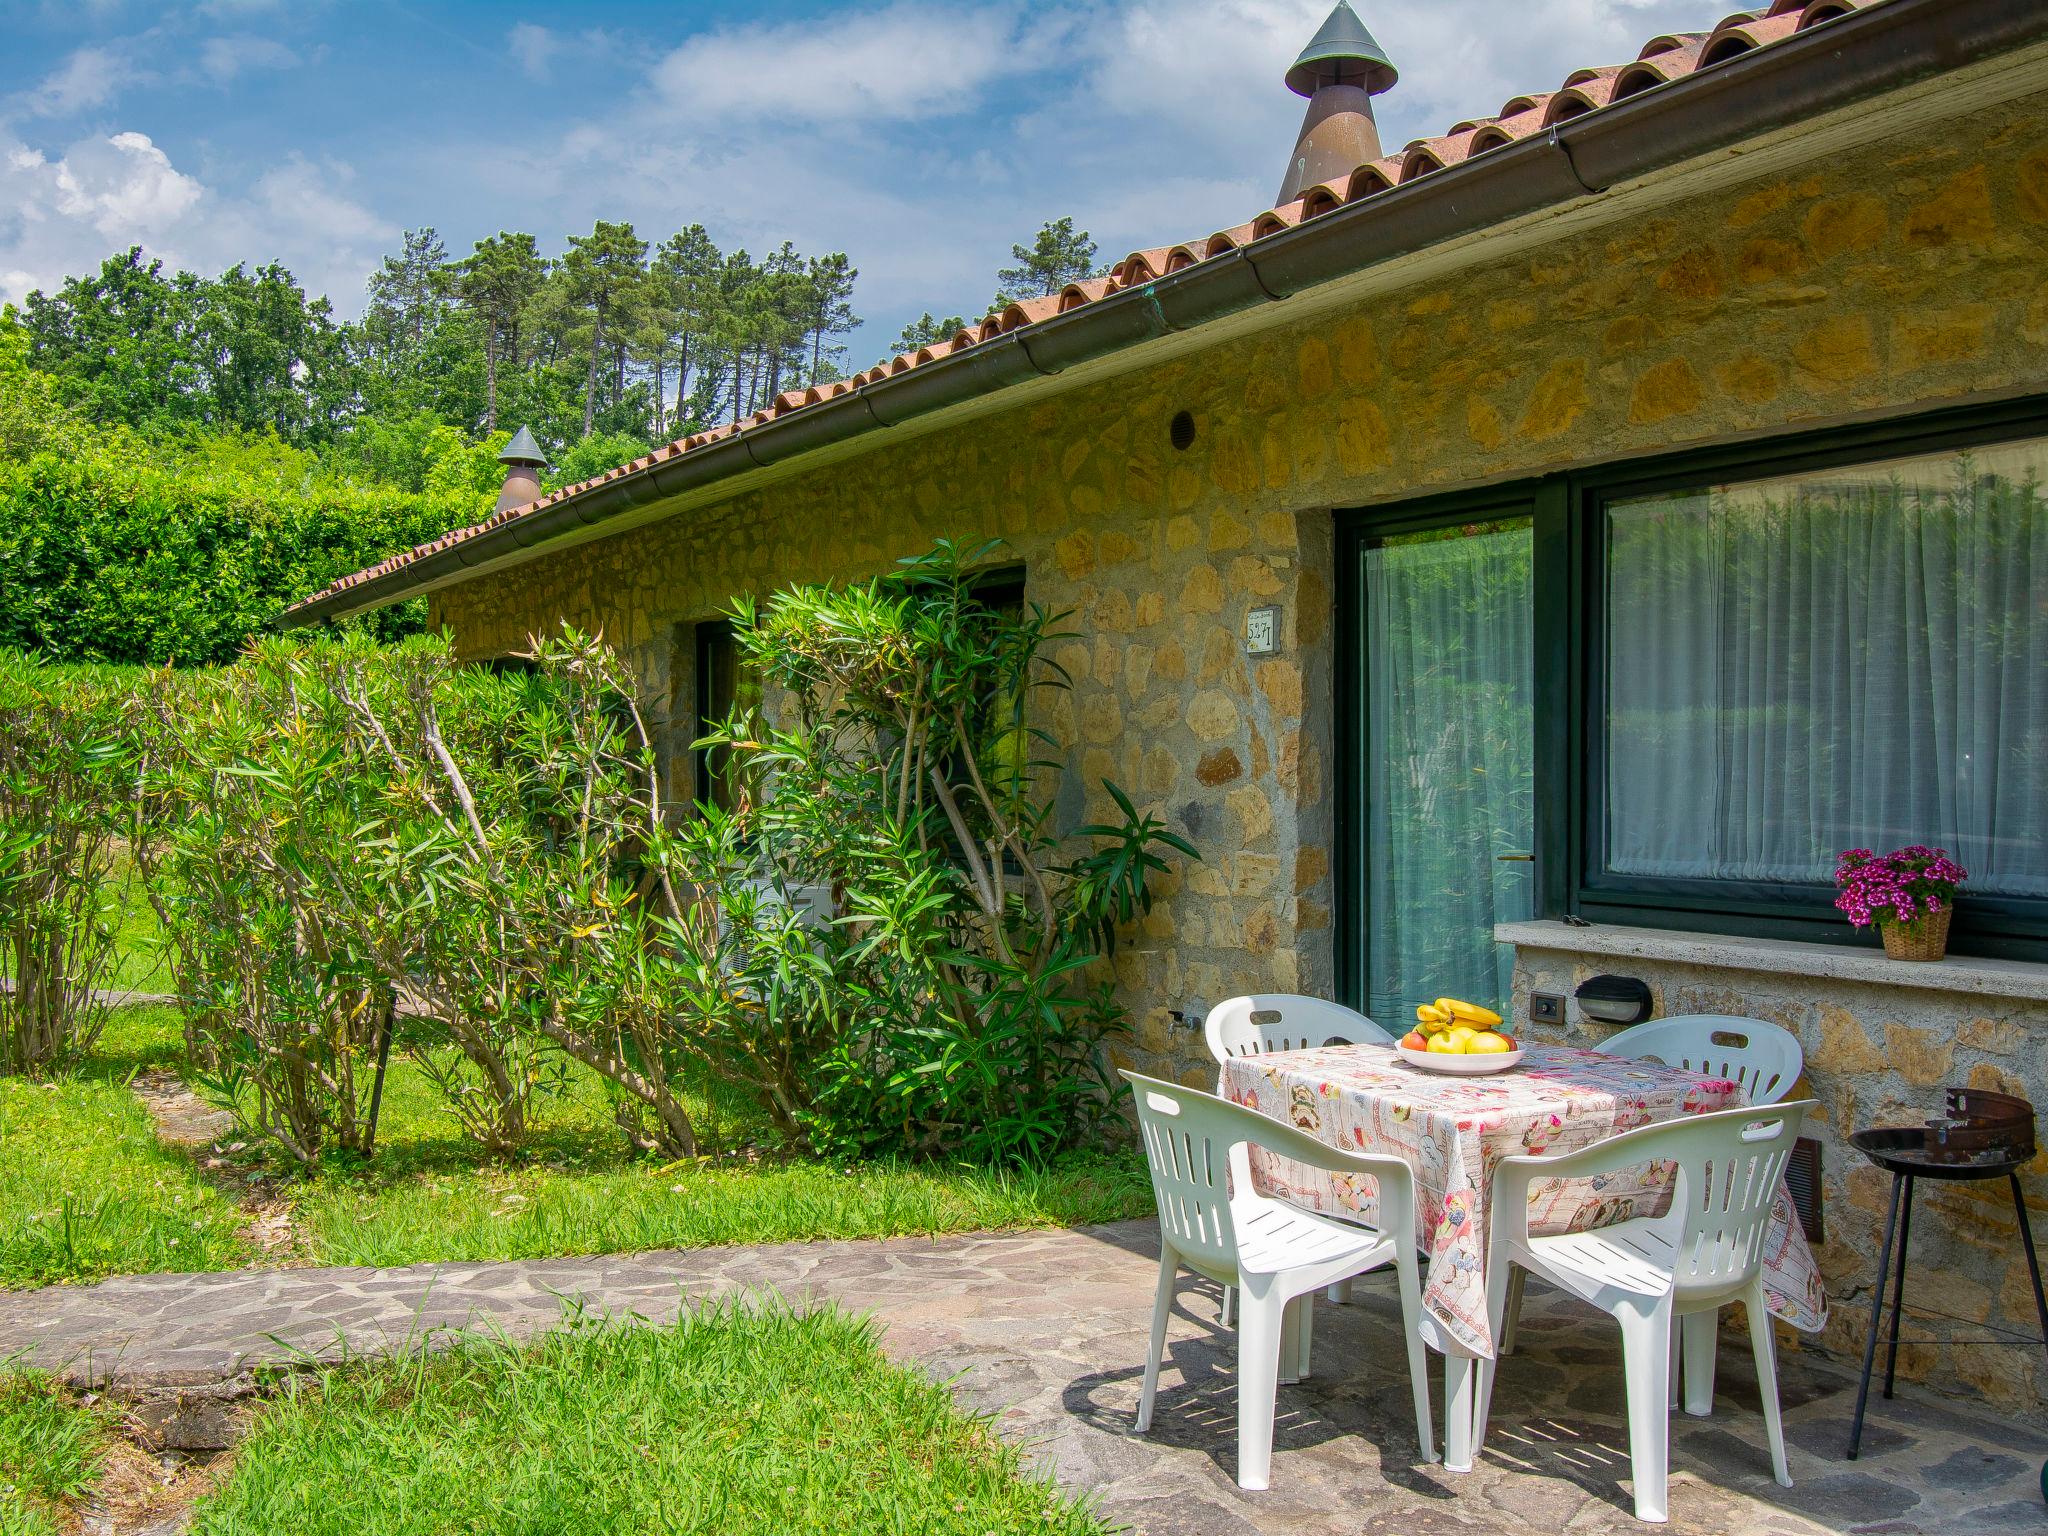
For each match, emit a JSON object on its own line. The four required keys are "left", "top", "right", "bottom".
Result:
{"left": 1493, "top": 920, "right": 2048, "bottom": 1005}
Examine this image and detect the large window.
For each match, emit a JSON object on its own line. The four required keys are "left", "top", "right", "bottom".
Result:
{"left": 1601, "top": 438, "right": 2047, "bottom": 901}
{"left": 1336, "top": 399, "right": 2048, "bottom": 983}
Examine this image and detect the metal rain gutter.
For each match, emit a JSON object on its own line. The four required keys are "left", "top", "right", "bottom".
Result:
{"left": 284, "top": 0, "right": 2045, "bottom": 628}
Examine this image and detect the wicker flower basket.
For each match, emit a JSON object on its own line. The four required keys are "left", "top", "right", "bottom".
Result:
{"left": 1880, "top": 905, "right": 1953, "bottom": 961}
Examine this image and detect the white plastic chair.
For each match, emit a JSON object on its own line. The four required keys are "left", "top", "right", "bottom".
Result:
{"left": 1124, "top": 1070, "right": 1436, "bottom": 1490}
{"left": 1600, "top": 1015, "right": 1804, "bottom": 1106}
{"left": 1202, "top": 995, "right": 1394, "bottom": 1321}
{"left": 1473, "top": 1099, "right": 1815, "bottom": 1523}
{"left": 1500, "top": 1014, "right": 1805, "bottom": 1359}
{"left": 1204, "top": 993, "right": 1394, "bottom": 1061}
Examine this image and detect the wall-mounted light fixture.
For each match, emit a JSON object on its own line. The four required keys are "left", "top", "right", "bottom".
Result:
{"left": 1575, "top": 973, "right": 1654, "bottom": 1026}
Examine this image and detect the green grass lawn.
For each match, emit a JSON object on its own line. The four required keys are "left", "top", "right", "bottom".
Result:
{"left": 103, "top": 859, "right": 168, "bottom": 996}
{"left": 2, "top": 1007, "right": 1148, "bottom": 1286}
{"left": 248, "top": 1009, "right": 1149, "bottom": 1269}
{"left": 0, "top": 1370, "right": 114, "bottom": 1536}
{"left": 191, "top": 1303, "right": 1108, "bottom": 1536}
{"left": 0, "top": 1010, "right": 250, "bottom": 1287}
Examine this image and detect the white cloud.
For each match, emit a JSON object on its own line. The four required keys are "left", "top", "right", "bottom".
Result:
{"left": 247, "top": 157, "right": 393, "bottom": 251}
{"left": 510, "top": 23, "right": 554, "bottom": 81}
{"left": 0, "top": 129, "right": 391, "bottom": 311}
{"left": 197, "top": 35, "right": 301, "bottom": 86}
{"left": 649, "top": 2, "right": 1063, "bottom": 127}
{"left": 12, "top": 46, "right": 139, "bottom": 119}
{"left": 37, "top": 132, "right": 201, "bottom": 240}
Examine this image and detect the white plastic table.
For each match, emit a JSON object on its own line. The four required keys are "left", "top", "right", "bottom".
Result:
{"left": 1220, "top": 1041, "right": 1825, "bottom": 1471}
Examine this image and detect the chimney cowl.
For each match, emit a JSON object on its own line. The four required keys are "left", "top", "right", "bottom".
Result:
{"left": 1277, "top": 3, "right": 1397, "bottom": 205}
{"left": 494, "top": 426, "right": 548, "bottom": 516}
{"left": 1285, "top": 1, "right": 1398, "bottom": 99}
{"left": 497, "top": 425, "right": 549, "bottom": 468}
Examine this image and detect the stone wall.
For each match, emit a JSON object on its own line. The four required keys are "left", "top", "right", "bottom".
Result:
{"left": 1506, "top": 931, "right": 2048, "bottom": 1413}
{"left": 433, "top": 88, "right": 2048, "bottom": 1092}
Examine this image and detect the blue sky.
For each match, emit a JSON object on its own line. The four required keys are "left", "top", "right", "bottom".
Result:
{"left": 3, "top": 0, "right": 1727, "bottom": 364}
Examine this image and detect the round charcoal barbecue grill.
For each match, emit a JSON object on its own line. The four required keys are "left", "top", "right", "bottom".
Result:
{"left": 1846, "top": 1088, "right": 2048, "bottom": 1459}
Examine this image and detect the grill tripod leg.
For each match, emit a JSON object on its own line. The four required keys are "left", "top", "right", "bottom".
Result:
{"left": 1847, "top": 1172, "right": 1904, "bottom": 1460}
{"left": 2010, "top": 1173, "right": 2048, "bottom": 1364}
{"left": 1883, "top": 1175, "right": 1914, "bottom": 1399}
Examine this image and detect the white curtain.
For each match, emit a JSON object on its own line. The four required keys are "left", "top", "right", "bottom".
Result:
{"left": 1607, "top": 437, "right": 2048, "bottom": 897}
{"left": 1364, "top": 523, "right": 1534, "bottom": 1021}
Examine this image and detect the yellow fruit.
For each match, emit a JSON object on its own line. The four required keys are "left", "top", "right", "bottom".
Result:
{"left": 1467, "top": 1032, "right": 1512, "bottom": 1055}
{"left": 1447, "top": 1026, "right": 1478, "bottom": 1050}
{"left": 1416, "top": 1003, "right": 1449, "bottom": 1024}
{"left": 1425, "top": 1032, "right": 1460, "bottom": 1055}
{"left": 1440, "top": 998, "right": 1504, "bottom": 1028}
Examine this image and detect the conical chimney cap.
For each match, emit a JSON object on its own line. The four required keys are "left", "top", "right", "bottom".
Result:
{"left": 1285, "top": 2, "right": 1397, "bottom": 98}
{"left": 497, "top": 426, "right": 548, "bottom": 468}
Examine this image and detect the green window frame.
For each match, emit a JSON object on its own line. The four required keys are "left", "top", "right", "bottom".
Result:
{"left": 1337, "top": 392, "right": 2048, "bottom": 986}
{"left": 693, "top": 619, "right": 748, "bottom": 814}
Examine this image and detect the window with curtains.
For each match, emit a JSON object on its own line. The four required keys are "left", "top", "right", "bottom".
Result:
{"left": 1598, "top": 431, "right": 2048, "bottom": 916}
{"left": 1362, "top": 522, "right": 1534, "bottom": 1020}
{"left": 1336, "top": 403, "right": 2048, "bottom": 999}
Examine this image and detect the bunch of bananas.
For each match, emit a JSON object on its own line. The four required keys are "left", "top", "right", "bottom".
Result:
{"left": 1399, "top": 997, "right": 1516, "bottom": 1057}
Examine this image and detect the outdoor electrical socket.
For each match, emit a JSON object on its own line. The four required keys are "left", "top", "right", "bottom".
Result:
{"left": 1530, "top": 992, "right": 1564, "bottom": 1025}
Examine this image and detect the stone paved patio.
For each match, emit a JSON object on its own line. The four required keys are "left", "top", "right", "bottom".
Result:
{"left": 0, "top": 1220, "right": 2039, "bottom": 1534}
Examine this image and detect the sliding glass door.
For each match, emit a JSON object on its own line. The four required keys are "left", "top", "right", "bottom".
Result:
{"left": 1352, "top": 512, "right": 1535, "bottom": 1024}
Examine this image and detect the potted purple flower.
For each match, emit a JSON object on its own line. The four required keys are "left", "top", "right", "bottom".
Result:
{"left": 1833, "top": 845, "right": 1969, "bottom": 961}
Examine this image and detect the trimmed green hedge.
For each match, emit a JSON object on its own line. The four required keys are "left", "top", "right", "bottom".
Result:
{"left": 0, "top": 445, "right": 482, "bottom": 665}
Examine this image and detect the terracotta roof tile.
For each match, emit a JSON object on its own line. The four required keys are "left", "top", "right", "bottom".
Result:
{"left": 293, "top": 0, "right": 1899, "bottom": 613}
{"left": 1702, "top": 12, "right": 1802, "bottom": 63}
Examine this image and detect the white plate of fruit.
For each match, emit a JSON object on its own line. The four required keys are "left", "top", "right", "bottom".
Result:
{"left": 1395, "top": 999, "right": 1522, "bottom": 1074}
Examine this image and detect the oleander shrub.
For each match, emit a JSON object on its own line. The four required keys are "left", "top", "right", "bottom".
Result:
{"left": 122, "top": 548, "right": 1196, "bottom": 1169}
{"left": 133, "top": 651, "right": 401, "bottom": 1164}
{"left": 698, "top": 538, "right": 1195, "bottom": 1163}
{"left": 313, "top": 629, "right": 705, "bottom": 1158}
{"left": 135, "top": 631, "right": 711, "bottom": 1163}
{"left": 0, "top": 655, "right": 134, "bottom": 1076}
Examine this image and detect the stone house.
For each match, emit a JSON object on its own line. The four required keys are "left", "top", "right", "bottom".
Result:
{"left": 292, "top": 0, "right": 2048, "bottom": 1410}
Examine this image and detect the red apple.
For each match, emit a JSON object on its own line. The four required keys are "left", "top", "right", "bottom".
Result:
{"left": 1399, "top": 1030, "right": 1427, "bottom": 1051}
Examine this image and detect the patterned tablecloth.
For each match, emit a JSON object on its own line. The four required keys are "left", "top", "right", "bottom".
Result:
{"left": 1221, "top": 1042, "right": 1827, "bottom": 1358}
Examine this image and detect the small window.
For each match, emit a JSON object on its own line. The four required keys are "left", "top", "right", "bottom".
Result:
{"left": 969, "top": 566, "right": 1026, "bottom": 618}
{"left": 693, "top": 620, "right": 758, "bottom": 814}
{"left": 1600, "top": 433, "right": 2047, "bottom": 904}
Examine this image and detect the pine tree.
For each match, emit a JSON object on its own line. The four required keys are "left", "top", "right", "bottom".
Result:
{"left": 802, "top": 253, "right": 859, "bottom": 383}
{"left": 457, "top": 233, "right": 545, "bottom": 430}
{"left": 644, "top": 225, "right": 721, "bottom": 436}
{"left": 365, "top": 228, "right": 452, "bottom": 354}
{"left": 561, "top": 221, "right": 648, "bottom": 439}
{"left": 991, "top": 217, "right": 1099, "bottom": 311}
{"left": 889, "top": 312, "right": 967, "bottom": 358}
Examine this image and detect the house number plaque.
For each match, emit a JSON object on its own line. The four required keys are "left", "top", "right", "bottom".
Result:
{"left": 1244, "top": 605, "right": 1279, "bottom": 655}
